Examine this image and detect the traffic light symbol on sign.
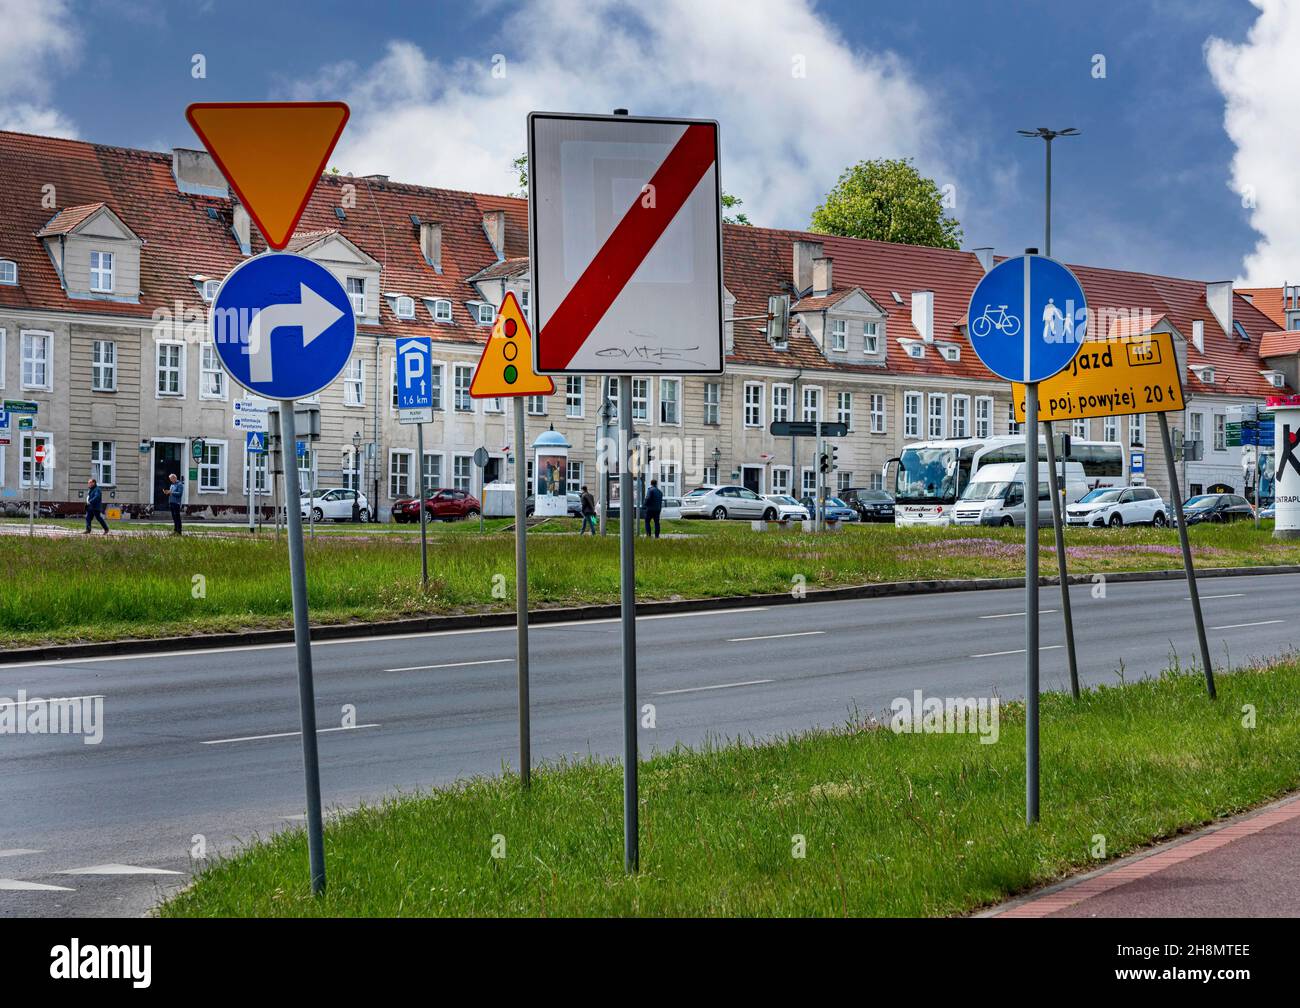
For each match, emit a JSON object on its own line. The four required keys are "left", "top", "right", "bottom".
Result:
{"left": 818, "top": 452, "right": 830, "bottom": 474}
{"left": 470, "top": 291, "right": 555, "bottom": 398}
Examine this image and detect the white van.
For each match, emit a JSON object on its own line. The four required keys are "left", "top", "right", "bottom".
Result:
{"left": 951, "top": 462, "right": 1088, "bottom": 528}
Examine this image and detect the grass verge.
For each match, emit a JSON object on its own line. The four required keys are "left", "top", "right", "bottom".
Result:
{"left": 160, "top": 658, "right": 1300, "bottom": 917}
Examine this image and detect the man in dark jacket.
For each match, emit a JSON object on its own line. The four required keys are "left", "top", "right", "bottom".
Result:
{"left": 167, "top": 473, "right": 184, "bottom": 535}
{"left": 578, "top": 484, "right": 597, "bottom": 536}
{"left": 84, "top": 478, "right": 109, "bottom": 534}
{"left": 644, "top": 478, "right": 664, "bottom": 539}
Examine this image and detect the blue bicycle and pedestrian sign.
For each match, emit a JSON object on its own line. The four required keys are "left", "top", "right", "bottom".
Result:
{"left": 966, "top": 253, "right": 1088, "bottom": 383}
{"left": 210, "top": 252, "right": 356, "bottom": 401}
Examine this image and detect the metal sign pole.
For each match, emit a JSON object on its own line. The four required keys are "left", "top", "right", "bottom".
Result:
{"left": 1042, "top": 422, "right": 1080, "bottom": 698}
{"left": 1159, "top": 412, "right": 1216, "bottom": 699}
{"left": 278, "top": 404, "right": 327, "bottom": 894}
{"left": 618, "top": 374, "right": 639, "bottom": 872}
{"left": 513, "top": 398, "right": 531, "bottom": 787}
{"left": 248, "top": 454, "right": 256, "bottom": 533}
{"left": 1025, "top": 382, "right": 1040, "bottom": 823}
{"left": 416, "top": 422, "right": 428, "bottom": 588}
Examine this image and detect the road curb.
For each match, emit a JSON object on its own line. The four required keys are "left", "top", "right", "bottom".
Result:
{"left": 8, "top": 563, "right": 1300, "bottom": 666}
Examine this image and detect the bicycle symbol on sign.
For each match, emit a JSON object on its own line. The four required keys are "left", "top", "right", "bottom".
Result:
{"left": 970, "top": 304, "right": 1021, "bottom": 338}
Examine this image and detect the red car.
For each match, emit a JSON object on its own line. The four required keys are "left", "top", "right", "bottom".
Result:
{"left": 392, "top": 488, "right": 481, "bottom": 522}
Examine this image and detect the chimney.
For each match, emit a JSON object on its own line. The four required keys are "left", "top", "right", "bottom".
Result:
{"left": 171, "top": 148, "right": 227, "bottom": 197}
{"left": 232, "top": 203, "right": 251, "bottom": 255}
{"left": 792, "top": 239, "right": 823, "bottom": 295}
{"left": 483, "top": 210, "right": 506, "bottom": 260}
{"left": 420, "top": 221, "right": 443, "bottom": 273}
{"left": 1206, "top": 280, "right": 1233, "bottom": 336}
{"left": 912, "top": 290, "right": 934, "bottom": 344}
{"left": 973, "top": 247, "right": 994, "bottom": 273}
{"left": 812, "top": 257, "right": 833, "bottom": 296}
{"left": 1191, "top": 319, "right": 1204, "bottom": 352}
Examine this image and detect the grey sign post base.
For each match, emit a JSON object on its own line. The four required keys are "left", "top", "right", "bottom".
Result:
{"left": 1041, "top": 422, "right": 1080, "bottom": 698}
{"left": 278, "top": 404, "right": 327, "bottom": 894}
{"left": 618, "top": 375, "right": 639, "bottom": 873}
{"left": 514, "top": 398, "right": 531, "bottom": 787}
{"left": 416, "top": 422, "right": 429, "bottom": 588}
{"left": 1025, "top": 382, "right": 1040, "bottom": 824}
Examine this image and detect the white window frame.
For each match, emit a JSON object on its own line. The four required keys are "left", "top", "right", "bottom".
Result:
{"left": 951, "top": 394, "right": 970, "bottom": 439}
{"left": 395, "top": 295, "right": 415, "bottom": 320}
{"left": 344, "top": 357, "right": 365, "bottom": 407}
{"left": 428, "top": 361, "right": 445, "bottom": 411}
{"left": 453, "top": 454, "right": 473, "bottom": 492}
{"left": 771, "top": 465, "right": 792, "bottom": 496}
{"left": 743, "top": 382, "right": 764, "bottom": 428}
{"left": 655, "top": 461, "right": 680, "bottom": 499}
{"left": 566, "top": 459, "right": 584, "bottom": 490}
{"left": 1213, "top": 414, "right": 1226, "bottom": 452}
{"left": 477, "top": 302, "right": 495, "bottom": 326}
{"left": 527, "top": 395, "right": 546, "bottom": 417}
{"left": 703, "top": 381, "right": 720, "bottom": 426}
{"left": 1008, "top": 402, "right": 1021, "bottom": 436}
{"left": 422, "top": 452, "right": 444, "bottom": 494}
{"left": 772, "top": 383, "right": 792, "bottom": 424}
{"left": 90, "top": 439, "right": 115, "bottom": 486}
{"left": 565, "top": 376, "right": 585, "bottom": 418}
{"left": 1072, "top": 418, "right": 1089, "bottom": 439}
{"left": 975, "top": 396, "right": 993, "bottom": 440}
{"left": 0, "top": 259, "right": 17, "bottom": 285}
{"left": 198, "top": 439, "right": 227, "bottom": 493}
{"left": 631, "top": 378, "right": 649, "bottom": 422}
{"left": 870, "top": 392, "right": 887, "bottom": 434}
{"left": 346, "top": 276, "right": 366, "bottom": 316}
{"left": 1103, "top": 415, "right": 1120, "bottom": 443}
{"left": 830, "top": 318, "right": 847, "bottom": 352}
{"left": 454, "top": 364, "right": 474, "bottom": 412}
{"left": 432, "top": 298, "right": 453, "bottom": 323}
{"left": 836, "top": 390, "right": 852, "bottom": 430}
{"left": 1188, "top": 412, "right": 1202, "bottom": 447}
{"left": 92, "top": 338, "right": 117, "bottom": 392}
{"left": 389, "top": 449, "right": 414, "bottom": 499}
{"left": 659, "top": 377, "right": 680, "bottom": 426}
{"left": 21, "top": 329, "right": 52, "bottom": 391}
{"left": 801, "top": 385, "right": 822, "bottom": 423}
{"left": 1129, "top": 414, "right": 1146, "bottom": 448}
{"left": 200, "top": 342, "right": 226, "bottom": 400}
{"left": 801, "top": 467, "right": 817, "bottom": 498}
{"left": 904, "top": 391, "right": 921, "bottom": 439}
{"left": 89, "top": 250, "right": 114, "bottom": 293}
{"left": 863, "top": 321, "right": 880, "bottom": 354}
{"left": 927, "top": 392, "right": 947, "bottom": 439}
{"left": 202, "top": 278, "right": 220, "bottom": 302}
{"left": 21, "top": 431, "right": 53, "bottom": 489}
{"left": 339, "top": 448, "right": 358, "bottom": 494}
{"left": 155, "top": 340, "right": 185, "bottom": 398}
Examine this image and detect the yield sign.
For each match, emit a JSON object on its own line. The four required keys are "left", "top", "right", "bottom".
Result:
{"left": 185, "top": 102, "right": 349, "bottom": 250}
{"left": 470, "top": 292, "right": 555, "bottom": 398}
{"left": 528, "top": 113, "right": 723, "bottom": 375}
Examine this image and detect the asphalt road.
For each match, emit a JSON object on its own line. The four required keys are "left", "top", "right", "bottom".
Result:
{"left": 1, "top": 571, "right": 1296, "bottom": 918}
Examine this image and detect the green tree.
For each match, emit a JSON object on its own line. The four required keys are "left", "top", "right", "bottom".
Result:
{"left": 721, "top": 192, "right": 751, "bottom": 226}
{"left": 809, "top": 158, "right": 962, "bottom": 249}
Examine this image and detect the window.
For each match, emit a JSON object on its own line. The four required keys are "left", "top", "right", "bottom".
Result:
{"left": 566, "top": 376, "right": 584, "bottom": 417}
{"left": 870, "top": 393, "right": 887, "bottom": 434}
{"left": 432, "top": 299, "right": 452, "bottom": 323}
{"left": 801, "top": 468, "right": 817, "bottom": 497}
{"left": 837, "top": 471, "right": 852, "bottom": 491}
{"left": 904, "top": 392, "right": 921, "bottom": 439}
{"left": 200, "top": 343, "right": 225, "bottom": 399}
{"left": 771, "top": 466, "right": 791, "bottom": 495}
{"left": 743, "top": 382, "right": 763, "bottom": 428}
{"left": 605, "top": 377, "right": 619, "bottom": 422}
{"left": 422, "top": 453, "right": 442, "bottom": 494}
{"left": 659, "top": 378, "right": 680, "bottom": 425}
{"left": 1103, "top": 415, "right": 1119, "bottom": 443}
{"left": 1008, "top": 402, "right": 1021, "bottom": 436}
{"left": 390, "top": 359, "right": 399, "bottom": 410}
{"left": 453, "top": 454, "right": 473, "bottom": 492}
{"left": 702, "top": 379, "right": 722, "bottom": 424}
{"left": 801, "top": 386, "right": 821, "bottom": 423}
{"left": 0, "top": 327, "right": 5, "bottom": 387}
{"left": 1129, "top": 414, "right": 1146, "bottom": 448}
{"left": 90, "top": 440, "right": 114, "bottom": 486}
{"left": 863, "top": 321, "right": 880, "bottom": 354}
{"left": 1072, "top": 418, "right": 1089, "bottom": 439}
{"left": 567, "top": 460, "right": 584, "bottom": 489}
{"left": 21, "top": 433, "right": 52, "bottom": 489}
{"left": 0, "top": 259, "right": 17, "bottom": 285}
{"left": 484, "top": 395, "right": 503, "bottom": 414}
{"left": 869, "top": 472, "right": 884, "bottom": 491}
{"left": 975, "top": 396, "right": 993, "bottom": 439}
{"left": 477, "top": 302, "right": 495, "bottom": 325}
{"left": 927, "top": 393, "right": 946, "bottom": 439}
{"left": 344, "top": 358, "right": 365, "bottom": 406}
{"left": 527, "top": 395, "right": 546, "bottom": 416}
{"left": 428, "top": 362, "right": 444, "bottom": 410}
{"left": 830, "top": 319, "right": 847, "bottom": 351}
{"left": 89, "top": 250, "right": 114, "bottom": 292}
{"left": 395, "top": 295, "right": 415, "bottom": 319}
{"left": 389, "top": 451, "right": 412, "bottom": 499}
{"left": 906, "top": 343, "right": 925, "bottom": 359}
{"left": 1189, "top": 412, "right": 1203, "bottom": 447}
{"left": 199, "top": 441, "right": 225, "bottom": 492}
{"left": 951, "top": 395, "right": 969, "bottom": 438}
{"left": 520, "top": 289, "right": 530, "bottom": 316}
{"left": 346, "top": 276, "right": 366, "bottom": 316}
{"left": 297, "top": 446, "right": 316, "bottom": 495}
{"left": 1213, "top": 414, "right": 1226, "bottom": 452}
{"left": 772, "top": 384, "right": 791, "bottom": 423}
{"left": 247, "top": 448, "right": 270, "bottom": 495}
{"left": 156, "top": 341, "right": 184, "bottom": 396}
{"left": 631, "top": 378, "right": 649, "bottom": 421}
{"left": 22, "top": 330, "right": 51, "bottom": 389}
{"left": 836, "top": 391, "right": 852, "bottom": 430}
{"left": 452, "top": 366, "right": 473, "bottom": 411}
{"left": 202, "top": 279, "right": 220, "bottom": 302}
{"left": 92, "top": 339, "right": 117, "bottom": 392}
{"left": 940, "top": 345, "right": 961, "bottom": 362}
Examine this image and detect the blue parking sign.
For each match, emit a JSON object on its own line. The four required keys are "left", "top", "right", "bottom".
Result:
{"left": 395, "top": 336, "right": 434, "bottom": 422}
{"left": 967, "top": 253, "right": 1087, "bottom": 383}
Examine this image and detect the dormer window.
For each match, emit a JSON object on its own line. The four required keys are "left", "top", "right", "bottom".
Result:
{"left": 905, "top": 342, "right": 925, "bottom": 359}
{"left": 477, "top": 302, "right": 496, "bottom": 326}
{"left": 864, "top": 321, "right": 880, "bottom": 354}
{"left": 830, "top": 319, "right": 847, "bottom": 352}
{"left": 0, "top": 259, "right": 16, "bottom": 285}
{"left": 202, "top": 279, "right": 220, "bottom": 301}
{"left": 395, "top": 295, "right": 415, "bottom": 320}
{"left": 1192, "top": 365, "right": 1215, "bottom": 384}
{"left": 346, "top": 277, "right": 366, "bottom": 316}
{"left": 431, "top": 298, "right": 452, "bottom": 323}
{"left": 1266, "top": 371, "right": 1286, "bottom": 388}
{"left": 89, "top": 251, "right": 114, "bottom": 293}
{"left": 939, "top": 344, "right": 961, "bottom": 362}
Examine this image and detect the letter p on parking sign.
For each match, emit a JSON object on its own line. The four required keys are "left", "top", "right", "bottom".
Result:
{"left": 528, "top": 112, "right": 724, "bottom": 375}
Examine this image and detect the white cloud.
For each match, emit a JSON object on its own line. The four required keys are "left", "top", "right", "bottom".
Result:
{"left": 288, "top": 0, "right": 947, "bottom": 230}
{"left": 0, "top": 0, "right": 80, "bottom": 137}
{"left": 1207, "top": 0, "right": 1300, "bottom": 284}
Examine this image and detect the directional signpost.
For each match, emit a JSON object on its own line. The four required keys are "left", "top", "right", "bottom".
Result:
{"left": 396, "top": 336, "right": 434, "bottom": 587}
{"left": 190, "top": 99, "right": 351, "bottom": 896}
{"left": 968, "top": 250, "right": 1086, "bottom": 823}
{"left": 470, "top": 290, "right": 554, "bottom": 789}
{"left": 530, "top": 110, "right": 722, "bottom": 871}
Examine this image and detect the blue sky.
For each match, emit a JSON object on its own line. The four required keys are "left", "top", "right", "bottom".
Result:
{"left": 5, "top": 0, "right": 1292, "bottom": 284}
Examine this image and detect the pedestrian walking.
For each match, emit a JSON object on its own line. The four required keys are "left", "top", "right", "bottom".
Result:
{"left": 644, "top": 478, "right": 663, "bottom": 539}
{"left": 167, "top": 473, "right": 184, "bottom": 535}
{"left": 579, "top": 484, "right": 597, "bottom": 535}
{"left": 84, "top": 478, "right": 109, "bottom": 534}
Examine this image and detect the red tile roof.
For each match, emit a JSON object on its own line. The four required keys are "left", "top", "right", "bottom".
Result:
{"left": 1260, "top": 330, "right": 1300, "bottom": 357}
{"left": 35, "top": 201, "right": 110, "bottom": 237}
{"left": 1239, "top": 287, "right": 1286, "bottom": 328}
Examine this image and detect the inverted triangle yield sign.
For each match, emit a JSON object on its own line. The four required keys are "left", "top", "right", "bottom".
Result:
{"left": 185, "top": 102, "right": 349, "bottom": 250}
{"left": 470, "top": 292, "right": 555, "bottom": 398}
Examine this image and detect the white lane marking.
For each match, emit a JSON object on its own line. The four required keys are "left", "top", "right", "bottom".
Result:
{"left": 978, "top": 610, "right": 1057, "bottom": 620}
{"left": 654, "top": 679, "right": 775, "bottom": 696}
{"left": 58, "top": 863, "right": 183, "bottom": 876}
{"left": 0, "top": 878, "right": 74, "bottom": 891}
{"left": 641, "top": 607, "right": 769, "bottom": 621}
{"left": 0, "top": 693, "right": 103, "bottom": 711}
{"left": 200, "top": 723, "right": 381, "bottom": 746}
{"left": 384, "top": 658, "right": 511, "bottom": 672}
{"left": 727, "top": 631, "right": 825, "bottom": 643}
{"left": 1211, "top": 620, "right": 1283, "bottom": 630}
{"left": 1189, "top": 594, "right": 1246, "bottom": 600}
{"left": 0, "top": 849, "right": 42, "bottom": 858}
{"left": 970, "top": 645, "right": 1064, "bottom": 658}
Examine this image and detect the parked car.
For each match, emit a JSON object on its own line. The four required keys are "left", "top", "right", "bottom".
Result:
{"left": 800, "top": 495, "right": 858, "bottom": 523}
{"left": 301, "top": 488, "right": 370, "bottom": 523}
{"left": 1065, "top": 486, "right": 1167, "bottom": 528}
{"left": 761, "top": 494, "right": 811, "bottom": 522}
{"left": 391, "top": 488, "right": 480, "bottom": 522}
{"left": 1260, "top": 503, "right": 1276, "bottom": 520}
{"left": 1176, "top": 493, "right": 1255, "bottom": 525}
{"left": 841, "top": 487, "right": 895, "bottom": 523}
{"left": 524, "top": 491, "right": 583, "bottom": 517}
{"left": 680, "top": 484, "right": 774, "bottom": 520}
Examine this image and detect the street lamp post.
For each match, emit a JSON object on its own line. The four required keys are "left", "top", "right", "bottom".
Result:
{"left": 1015, "top": 126, "right": 1079, "bottom": 259}
{"left": 351, "top": 431, "right": 362, "bottom": 523}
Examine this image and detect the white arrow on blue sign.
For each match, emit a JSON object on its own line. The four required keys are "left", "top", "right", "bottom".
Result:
{"left": 395, "top": 335, "right": 434, "bottom": 423}
{"left": 966, "top": 253, "right": 1088, "bottom": 384}
{"left": 210, "top": 253, "right": 356, "bottom": 401}
{"left": 246, "top": 431, "right": 266, "bottom": 453}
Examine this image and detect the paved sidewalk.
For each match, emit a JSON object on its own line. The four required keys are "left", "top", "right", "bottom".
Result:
{"left": 985, "top": 794, "right": 1300, "bottom": 917}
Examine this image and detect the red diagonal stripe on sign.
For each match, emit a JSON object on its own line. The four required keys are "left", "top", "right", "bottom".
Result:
{"left": 538, "top": 123, "right": 716, "bottom": 370}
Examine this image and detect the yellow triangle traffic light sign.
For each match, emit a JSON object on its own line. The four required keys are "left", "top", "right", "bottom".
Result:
{"left": 470, "top": 292, "right": 555, "bottom": 398}
{"left": 185, "top": 102, "right": 349, "bottom": 250}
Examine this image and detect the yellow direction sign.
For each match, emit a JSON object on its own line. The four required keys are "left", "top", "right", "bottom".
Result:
{"left": 470, "top": 292, "right": 555, "bottom": 398}
{"left": 1013, "top": 331, "right": 1184, "bottom": 423}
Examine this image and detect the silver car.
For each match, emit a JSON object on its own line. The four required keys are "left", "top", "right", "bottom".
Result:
{"left": 679, "top": 484, "right": 774, "bottom": 520}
